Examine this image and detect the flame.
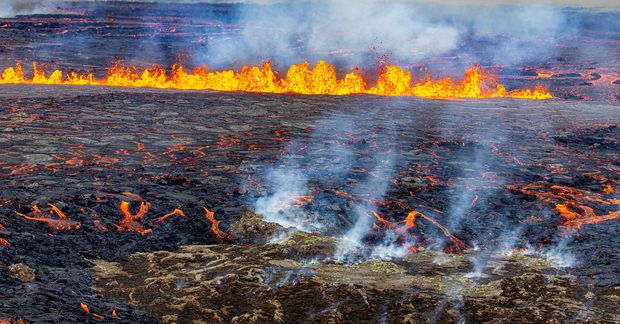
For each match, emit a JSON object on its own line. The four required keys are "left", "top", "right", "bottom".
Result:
{"left": 92, "top": 220, "right": 109, "bottom": 233}
{"left": 203, "top": 207, "right": 235, "bottom": 243}
{"left": 0, "top": 61, "right": 552, "bottom": 100}
{"left": 15, "top": 204, "right": 81, "bottom": 230}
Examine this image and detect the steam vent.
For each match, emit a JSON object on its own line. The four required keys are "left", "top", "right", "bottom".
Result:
{"left": 1, "top": 1, "right": 620, "bottom": 323}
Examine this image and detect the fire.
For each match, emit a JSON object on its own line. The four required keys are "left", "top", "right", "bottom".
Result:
{"left": 15, "top": 204, "right": 81, "bottom": 230}
{"left": 203, "top": 207, "right": 235, "bottom": 243}
{"left": 0, "top": 61, "right": 552, "bottom": 100}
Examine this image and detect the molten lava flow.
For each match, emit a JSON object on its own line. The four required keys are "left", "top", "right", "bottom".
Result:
{"left": 508, "top": 181, "right": 620, "bottom": 233}
{"left": 80, "top": 303, "right": 105, "bottom": 321}
{"left": 15, "top": 204, "right": 81, "bottom": 230}
{"left": 151, "top": 208, "right": 186, "bottom": 226}
{"left": 115, "top": 201, "right": 152, "bottom": 235}
{"left": 0, "top": 319, "right": 28, "bottom": 324}
{"left": 0, "top": 222, "right": 9, "bottom": 247}
{"left": 268, "top": 195, "right": 316, "bottom": 213}
{"left": 0, "top": 61, "right": 552, "bottom": 100}
{"left": 372, "top": 209, "right": 466, "bottom": 254}
{"left": 555, "top": 204, "right": 620, "bottom": 232}
{"left": 203, "top": 207, "right": 235, "bottom": 243}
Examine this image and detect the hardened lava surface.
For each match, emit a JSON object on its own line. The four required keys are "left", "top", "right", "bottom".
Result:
{"left": 0, "top": 85, "right": 619, "bottom": 322}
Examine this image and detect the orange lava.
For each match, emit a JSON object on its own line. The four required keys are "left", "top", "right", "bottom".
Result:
{"left": 508, "top": 181, "right": 620, "bottom": 233}
{"left": 0, "top": 61, "right": 552, "bottom": 100}
{"left": 115, "top": 201, "right": 153, "bottom": 235}
{"left": 372, "top": 209, "right": 465, "bottom": 253}
{"left": 0, "top": 222, "right": 8, "bottom": 247}
{"left": 15, "top": 204, "right": 81, "bottom": 230}
{"left": 555, "top": 203, "right": 620, "bottom": 232}
{"left": 80, "top": 303, "right": 105, "bottom": 321}
{"left": 203, "top": 207, "right": 235, "bottom": 243}
{"left": 151, "top": 208, "right": 186, "bottom": 226}
{"left": 0, "top": 319, "right": 28, "bottom": 324}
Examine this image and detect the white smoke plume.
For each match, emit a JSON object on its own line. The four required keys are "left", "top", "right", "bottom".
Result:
{"left": 5, "top": 1, "right": 616, "bottom": 71}
{"left": 0, "top": 0, "right": 53, "bottom": 17}
{"left": 251, "top": 108, "right": 400, "bottom": 261}
{"left": 185, "top": 0, "right": 586, "bottom": 71}
{"left": 196, "top": 0, "right": 460, "bottom": 69}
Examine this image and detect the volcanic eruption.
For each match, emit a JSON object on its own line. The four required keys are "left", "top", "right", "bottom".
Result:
{"left": 0, "top": 0, "right": 619, "bottom": 323}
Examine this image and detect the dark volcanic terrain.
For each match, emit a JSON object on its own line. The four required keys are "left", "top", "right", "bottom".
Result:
{"left": 1, "top": 1, "right": 619, "bottom": 323}
{"left": 0, "top": 85, "right": 618, "bottom": 322}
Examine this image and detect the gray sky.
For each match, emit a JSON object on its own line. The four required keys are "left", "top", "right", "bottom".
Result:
{"left": 56, "top": 0, "right": 620, "bottom": 8}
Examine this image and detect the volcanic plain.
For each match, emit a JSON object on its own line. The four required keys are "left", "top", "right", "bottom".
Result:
{"left": 0, "top": 84, "right": 618, "bottom": 322}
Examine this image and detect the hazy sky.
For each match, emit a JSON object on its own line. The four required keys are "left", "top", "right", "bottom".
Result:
{"left": 5, "top": 0, "right": 620, "bottom": 7}
{"left": 46, "top": 0, "right": 620, "bottom": 8}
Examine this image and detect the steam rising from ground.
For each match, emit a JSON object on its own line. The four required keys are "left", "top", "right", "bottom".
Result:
{"left": 252, "top": 108, "right": 400, "bottom": 260}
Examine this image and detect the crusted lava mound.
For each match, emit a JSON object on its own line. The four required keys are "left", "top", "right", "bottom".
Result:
{"left": 91, "top": 213, "right": 620, "bottom": 323}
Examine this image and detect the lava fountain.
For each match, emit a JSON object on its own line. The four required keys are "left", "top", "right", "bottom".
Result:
{"left": 0, "top": 61, "right": 552, "bottom": 99}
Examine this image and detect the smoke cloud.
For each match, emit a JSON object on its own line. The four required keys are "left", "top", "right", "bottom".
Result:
{"left": 5, "top": 1, "right": 616, "bottom": 71}
{"left": 250, "top": 106, "right": 401, "bottom": 261}
{"left": 197, "top": 0, "right": 460, "bottom": 69}
{"left": 186, "top": 0, "right": 586, "bottom": 70}
{"left": 0, "top": 1, "right": 52, "bottom": 17}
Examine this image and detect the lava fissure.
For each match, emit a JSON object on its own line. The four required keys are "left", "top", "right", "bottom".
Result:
{"left": 0, "top": 61, "right": 553, "bottom": 100}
